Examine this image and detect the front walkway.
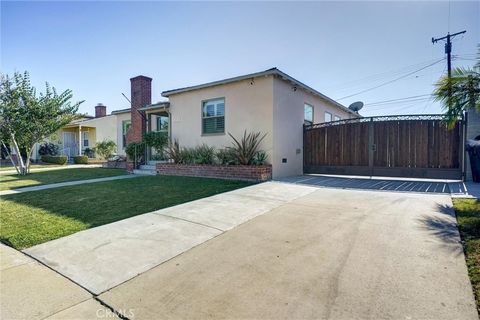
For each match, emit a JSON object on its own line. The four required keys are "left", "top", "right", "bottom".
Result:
{"left": 0, "top": 244, "right": 118, "bottom": 319}
{"left": 0, "top": 174, "right": 137, "bottom": 196}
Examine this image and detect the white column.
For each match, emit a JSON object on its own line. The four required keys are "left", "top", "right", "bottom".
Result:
{"left": 78, "top": 126, "right": 82, "bottom": 156}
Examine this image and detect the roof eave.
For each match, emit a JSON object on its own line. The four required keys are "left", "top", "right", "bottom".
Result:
{"left": 161, "top": 68, "right": 357, "bottom": 116}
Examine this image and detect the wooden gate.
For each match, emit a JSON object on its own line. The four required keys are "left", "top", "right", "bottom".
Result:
{"left": 303, "top": 115, "right": 464, "bottom": 179}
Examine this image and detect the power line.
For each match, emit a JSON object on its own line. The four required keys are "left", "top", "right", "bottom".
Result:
{"left": 329, "top": 58, "right": 444, "bottom": 91}
{"left": 366, "top": 98, "right": 432, "bottom": 110}
{"left": 336, "top": 58, "right": 445, "bottom": 101}
{"left": 365, "top": 94, "right": 433, "bottom": 106}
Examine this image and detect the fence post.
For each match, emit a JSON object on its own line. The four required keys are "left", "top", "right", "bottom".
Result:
{"left": 368, "top": 117, "right": 374, "bottom": 177}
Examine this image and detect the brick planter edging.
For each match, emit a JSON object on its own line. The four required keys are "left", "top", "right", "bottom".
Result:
{"left": 156, "top": 163, "right": 272, "bottom": 182}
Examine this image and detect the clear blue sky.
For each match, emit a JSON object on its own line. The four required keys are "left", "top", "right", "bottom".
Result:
{"left": 1, "top": 1, "right": 478, "bottom": 117}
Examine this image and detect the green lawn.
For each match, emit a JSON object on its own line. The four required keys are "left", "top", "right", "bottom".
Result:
{"left": 454, "top": 198, "right": 480, "bottom": 314}
{"left": 0, "top": 168, "right": 126, "bottom": 191}
{"left": 0, "top": 163, "right": 64, "bottom": 171}
{"left": 0, "top": 175, "right": 252, "bottom": 249}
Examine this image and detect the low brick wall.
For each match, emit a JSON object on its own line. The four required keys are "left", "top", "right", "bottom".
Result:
{"left": 156, "top": 163, "right": 272, "bottom": 182}
{"left": 103, "top": 160, "right": 127, "bottom": 169}
{"left": 126, "top": 162, "right": 135, "bottom": 173}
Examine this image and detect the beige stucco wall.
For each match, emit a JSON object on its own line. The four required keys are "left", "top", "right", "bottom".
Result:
{"left": 168, "top": 76, "right": 274, "bottom": 164}
{"left": 168, "top": 74, "right": 357, "bottom": 178}
{"left": 272, "top": 77, "right": 357, "bottom": 177}
{"left": 83, "top": 115, "right": 117, "bottom": 146}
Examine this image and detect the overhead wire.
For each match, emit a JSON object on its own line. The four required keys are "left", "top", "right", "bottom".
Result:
{"left": 328, "top": 58, "right": 446, "bottom": 91}
{"left": 336, "top": 58, "right": 446, "bottom": 101}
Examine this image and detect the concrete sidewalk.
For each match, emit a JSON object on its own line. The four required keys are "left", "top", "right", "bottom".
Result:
{"left": 0, "top": 174, "right": 136, "bottom": 196}
{"left": 98, "top": 187, "right": 478, "bottom": 320}
{"left": 0, "top": 164, "right": 102, "bottom": 175}
{"left": 24, "top": 182, "right": 317, "bottom": 294}
{"left": 0, "top": 244, "right": 118, "bottom": 320}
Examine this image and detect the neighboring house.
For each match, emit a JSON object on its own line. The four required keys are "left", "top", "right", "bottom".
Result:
{"left": 127, "top": 68, "right": 360, "bottom": 178}
{"left": 32, "top": 104, "right": 131, "bottom": 160}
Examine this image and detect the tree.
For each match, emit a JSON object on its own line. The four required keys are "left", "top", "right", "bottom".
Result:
{"left": 434, "top": 48, "right": 480, "bottom": 128}
{"left": 95, "top": 140, "right": 116, "bottom": 160}
{"left": 0, "top": 72, "right": 83, "bottom": 175}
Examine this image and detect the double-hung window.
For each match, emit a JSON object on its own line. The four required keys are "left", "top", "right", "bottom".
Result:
{"left": 324, "top": 111, "right": 332, "bottom": 123}
{"left": 304, "top": 103, "right": 313, "bottom": 126}
{"left": 202, "top": 98, "right": 225, "bottom": 134}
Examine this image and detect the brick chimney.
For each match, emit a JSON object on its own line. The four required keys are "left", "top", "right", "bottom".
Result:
{"left": 95, "top": 103, "right": 107, "bottom": 118}
{"left": 126, "top": 76, "right": 152, "bottom": 144}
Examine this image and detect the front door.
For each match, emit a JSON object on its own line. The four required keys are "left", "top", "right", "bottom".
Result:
{"left": 63, "top": 132, "right": 78, "bottom": 157}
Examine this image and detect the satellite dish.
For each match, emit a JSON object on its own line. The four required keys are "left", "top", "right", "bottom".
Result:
{"left": 348, "top": 101, "right": 364, "bottom": 112}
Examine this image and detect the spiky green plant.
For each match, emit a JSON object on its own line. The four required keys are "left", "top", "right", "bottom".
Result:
{"left": 227, "top": 131, "right": 267, "bottom": 165}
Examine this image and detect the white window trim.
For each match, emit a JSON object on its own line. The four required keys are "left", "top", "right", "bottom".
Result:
{"left": 325, "top": 111, "right": 333, "bottom": 122}
{"left": 304, "top": 103, "right": 314, "bottom": 125}
{"left": 202, "top": 97, "right": 225, "bottom": 135}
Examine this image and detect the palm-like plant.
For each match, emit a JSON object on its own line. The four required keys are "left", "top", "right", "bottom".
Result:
{"left": 434, "top": 48, "right": 480, "bottom": 128}
{"left": 228, "top": 131, "right": 267, "bottom": 165}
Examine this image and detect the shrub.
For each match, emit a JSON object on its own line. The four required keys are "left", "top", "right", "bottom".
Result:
{"left": 253, "top": 150, "right": 268, "bottom": 165}
{"left": 41, "top": 155, "right": 68, "bottom": 165}
{"left": 95, "top": 140, "right": 116, "bottom": 160}
{"left": 125, "top": 141, "right": 145, "bottom": 162}
{"left": 73, "top": 155, "right": 88, "bottom": 164}
{"left": 83, "top": 147, "right": 95, "bottom": 158}
{"left": 144, "top": 132, "right": 168, "bottom": 153}
{"left": 193, "top": 144, "right": 216, "bottom": 164}
{"left": 180, "top": 147, "right": 196, "bottom": 164}
{"left": 215, "top": 148, "right": 237, "bottom": 165}
{"left": 166, "top": 139, "right": 183, "bottom": 164}
{"left": 227, "top": 131, "right": 267, "bottom": 165}
{"left": 38, "top": 143, "right": 59, "bottom": 156}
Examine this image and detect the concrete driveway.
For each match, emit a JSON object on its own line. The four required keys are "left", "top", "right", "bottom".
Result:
{"left": 25, "top": 181, "right": 477, "bottom": 319}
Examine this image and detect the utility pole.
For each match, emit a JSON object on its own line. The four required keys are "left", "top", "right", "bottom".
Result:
{"left": 432, "top": 30, "right": 466, "bottom": 78}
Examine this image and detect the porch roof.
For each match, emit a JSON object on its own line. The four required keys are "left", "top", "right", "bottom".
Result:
{"left": 139, "top": 101, "right": 170, "bottom": 112}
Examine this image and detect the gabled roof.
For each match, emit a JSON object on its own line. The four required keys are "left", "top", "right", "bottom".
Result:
{"left": 111, "top": 107, "right": 131, "bottom": 115}
{"left": 161, "top": 67, "right": 357, "bottom": 116}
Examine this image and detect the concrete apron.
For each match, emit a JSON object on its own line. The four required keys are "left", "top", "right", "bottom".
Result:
{"left": 24, "top": 182, "right": 317, "bottom": 295}
{"left": 98, "top": 188, "right": 478, "bottom": 320}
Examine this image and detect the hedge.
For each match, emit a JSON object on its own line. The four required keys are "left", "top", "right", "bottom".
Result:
{"left": 73, "top": 155, "right": 89, "bottom": 164}
{"left": 41, "top": 155, "right": 68, "bottom": 165}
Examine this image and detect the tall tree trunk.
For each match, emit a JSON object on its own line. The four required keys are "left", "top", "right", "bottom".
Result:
{"left": 1, "top": 141, "right": 20, "bottom": 174}
{"left": 10, "top": 133, "right": 26, "bottom": 175}
{"left": 26, "top": 145, "right": 35, "bottom": 174}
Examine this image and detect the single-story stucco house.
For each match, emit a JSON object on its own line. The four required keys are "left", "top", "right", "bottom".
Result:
{"left": 33, "top": 67, "right": 360, "bottom": 178}
{"left": 127, "top": 67, "right": 360, "bottom": 178}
